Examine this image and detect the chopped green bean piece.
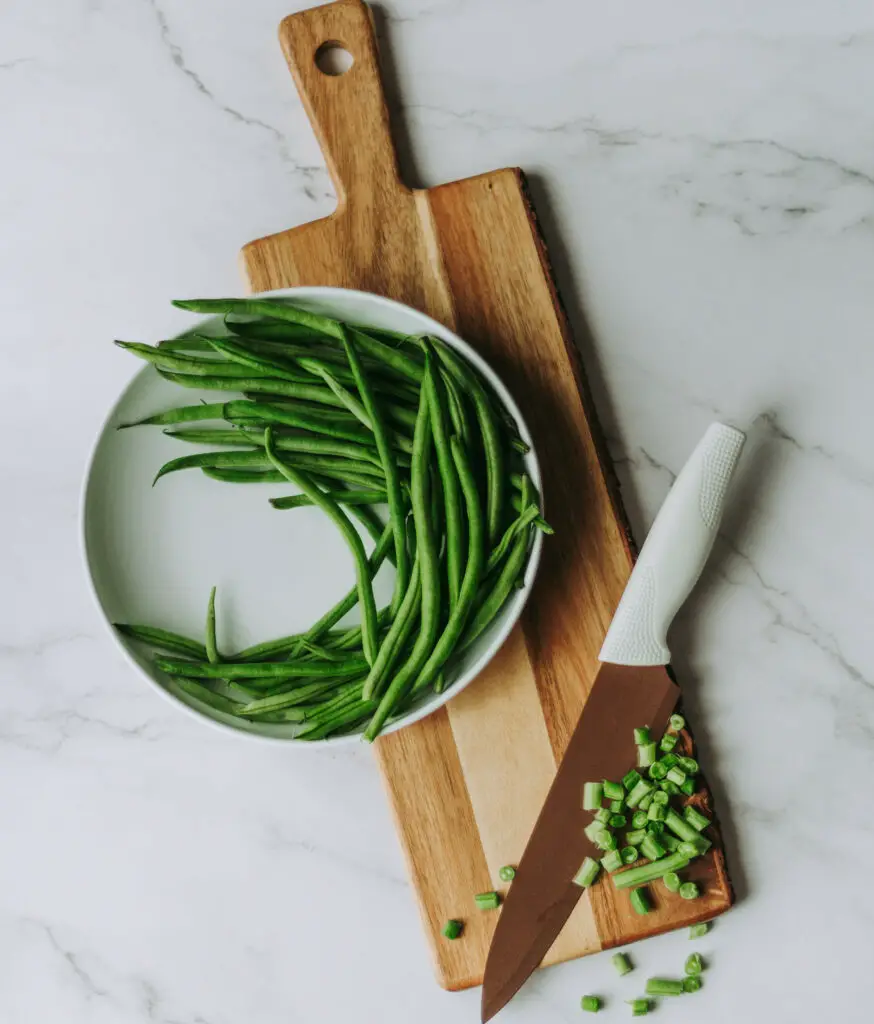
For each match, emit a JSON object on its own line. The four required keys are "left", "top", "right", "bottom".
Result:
{"left": 585, "top": 820, "right": 607, "bottom": 844}
{"left": 612, "top": 952, "right": 633, "bottom": 976}
{"left": 669, "top": 714, "right": 686, "bottom": 731}
{"left": 647, "top": 801, "right": 666, "bottom": 823}
{"left": 610, "top": 814, "right": 628, "bottom": 829}
{"left": 626, "top": 779, "right": 654, "bottom": 808}
{"left": 647, "top": 762, "right": 668, "bottom": 780}
{"left": 498, "top": 865, "right": 516, "bottom": 882}
{"left": 678, "top": 756, "right": 699, "bottom": 774}
{"left": 612, "top": 852, "right": 690, "bottom": 890}
{"left": 474, "top": 891, "right": 501, "bottom": 910}
{"left": 627, "top": 998, "right": 650, "bottom": 1016}
{"left": 638, "top": 792, "right": 654, "bottom": 811}
{"left": 640, "top": 835, "right": 666, "bottom": 861}
{"left": 684, "top": 806, "right": 711, "bottom": 832}
{"left": 678, "top": 836, "right": 712, "bottom": 857}
{"left": 603, "top": 780, "right": 624, "bottom": 802}
{"left": 584, "top": 781, "right": 604, "bottom": 810}
{"left": 647, "top": 820, "right": 665, "bottom": 836}
{"left": 660, "top": 752, "right": 680, "bottom": 768}
{"left": 688, "top": 922, "right": 710, "bottom": 939}
{"left": 573, "top": 857, "right": 601, "bottom": 888}
{"left": 660, "top": 780, "right": 681, "bottom": 796}
{"left": 637, "top": 742, "right": 657, "bottom": 768}
{"left": 595, "top": 807, "right": 612, "bottom": 824}
{"left": 659, "top": 732, "right": 678, "bottom": 753}
{"left": 581, "top": 995, "right": 601, "bottom": 1013}
{"left": 679, "top": 882, "right": 700, "bottom": 900}
{"left": 666, "top": 766, "right": 687, "bottom": 786}
{"left": 610, "top": 799, "right": 625, "bottom": 814}
{"left": 621, "top": 846, "right": 639, "bottom": 865}
{"left": 662, "top": 834, "right": 681, "bottom": 852}
{"left": 665, "top": 809, "right": 700, "bottom": 842}
{"left": 631, "top": 811, "right": 649, "bottom": 830}
{"left": 633, "top": 727, "right": 651, "bottom": 745}
{"left": 645, "top": 977, "right": 684, "bottom": 996}
{"left": 595, "top": 829, "right": 617, "bottom": 851}
{"left": 623, "top": 769, "right": 643, "bottom": 791}
{"left": 442, "top": 919, "right": 463, "bottom": 940}
{"left": 662, "top": 871, "right": 682, "bottom": 893}
{"left": 630, "top": 887, "right": 651, "bottom": 915}
{"left": 601, "top": 849, "right": 624, "bottom": 873}
{"left": 681, "top": 778, "right": 696, "bottom": 796}
{"left": 683, "top": 976, "right": 703, "bottom": 993}
{"left": 685, "top": 953, "right": 704, "bottom": 975}
{"left": 624, "top": 829, "right": 647, "bottom": 846}
{"left": 651, "top": 790, "right": 669, "bottom": 806}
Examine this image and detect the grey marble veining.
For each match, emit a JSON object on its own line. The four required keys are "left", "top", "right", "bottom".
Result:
{"left": 1, "top": 0, "right": 873, "bottom": 1020}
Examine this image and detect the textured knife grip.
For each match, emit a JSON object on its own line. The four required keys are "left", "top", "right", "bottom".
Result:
{"left": 599, "top": 423, "right": 746, "bottom": 666}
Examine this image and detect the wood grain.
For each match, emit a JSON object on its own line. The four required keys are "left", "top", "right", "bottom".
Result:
{"left": 240, "top": 0, "right": 733, "bottom": 990}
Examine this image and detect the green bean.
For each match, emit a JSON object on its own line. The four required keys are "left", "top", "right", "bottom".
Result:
{"left": 297, "top": 698, "right": 378, "bottom": 740}
{"left": 240, "top": 396, "right": 362, "bottom": 424}
{"left": 487, "top": 504, "right": 540, "bottom": 573}
{"left": 234, "top": 681, "right": 343, "bottom": 717}
{"left": 156, "top": 336, "right": 217, "bottom": 352}
{"left": 223, "top": 400, "right": 378, "bottom": 446}
{"left": 270, "top": 489, "right": 387, "bottom": 510}
{"left": 459, "top": 529, "right": 530, "bottom": 650}
{"left": 202, "top": 468, "right": 286, "bottom": 484}
{"left": 156, "top": 368, "right": 352, "bottom": 409}
{"left": 298, "top": 640, "right": 349, "bottom": 663}
{"left": 203, "top": 466, "right": 383, "bottom": 490}
{"left": 223, "top": 316, "right": 323, "bottom": 342}
{"left": 339, "top": 326, "right": 410, "bottom": 616}
{"left": 156, "top": 656, "right": 367, "bottom": 680}
{"left": 114, "top": 623, "right": 207, "bottom": 660}
{"left": 264, "top": 428, "right": 380, "bottom": 666}
{"left": 441, "top": 369, "right": 473, "bottom": 448}
{"left": 364, "top": 375, "right": 441, "bottom": 741}
{"left": 510, "top": 492, "right": 554, "bottom": 534}
{"left": 361, "top": 551, "right": 422, "bottom": 700}
{"left": 119, "top": 403, "right": 228, "bottom": 428}
{"left": 162, "top": 428, "right": 256, "bottom": 447}
{"left": 410, "top": 434, "right": 486, "bottom": 693}
{"left": 432, "top": 339, "right": 505, "bottom": 544}
{"left": 240, "top": 428, "right": 388, "bottom": 468}
{"left": 116, "top": 341, "right": 274, "bottom": 378}
{"left": 206, "top": 586, "right": 219, "bottom": 664}
{"left": 154, "top": 449, "right": 385, "bottom": 486}
{"left": 175, "top": 677, "right": 243, "bottom": 715}
{"left": 424, "top": 346, "right": 463, "bottom": 607}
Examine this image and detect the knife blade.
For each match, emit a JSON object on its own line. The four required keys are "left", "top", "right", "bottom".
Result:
{"left": 481, "top": 422, "right": 745, "bottom": 1022}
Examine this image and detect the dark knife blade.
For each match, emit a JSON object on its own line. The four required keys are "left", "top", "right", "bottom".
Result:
{"left": 481, "top": 662, "right": 679, "bottom": 1022}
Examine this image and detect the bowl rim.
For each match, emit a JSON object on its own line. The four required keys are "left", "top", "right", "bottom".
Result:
{"left": 80, "top": 286, "right": 543, "bottom": 747}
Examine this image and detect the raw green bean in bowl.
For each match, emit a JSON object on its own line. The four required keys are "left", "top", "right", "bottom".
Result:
{"left": 82, "top": 288, "right": 546, "bottom": 745}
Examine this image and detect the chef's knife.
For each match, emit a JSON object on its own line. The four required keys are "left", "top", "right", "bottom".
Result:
{"left": 481, "top": 422, "right": 745, "bottom": 1022}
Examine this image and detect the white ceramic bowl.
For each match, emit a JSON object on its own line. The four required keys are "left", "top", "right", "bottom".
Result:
{"left": 82, "top": 287, "right": 543, "bottom": 745}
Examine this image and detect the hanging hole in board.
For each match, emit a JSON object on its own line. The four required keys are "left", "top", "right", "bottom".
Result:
{"left": 315, "top": 43, "right": 354, "bottom": 76}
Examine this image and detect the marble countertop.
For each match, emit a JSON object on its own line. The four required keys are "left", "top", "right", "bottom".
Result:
{"left": 2, "top": 0, "right": 873, "bottom": 1020}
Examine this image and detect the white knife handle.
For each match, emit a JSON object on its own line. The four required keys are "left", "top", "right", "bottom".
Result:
{"left": 599, "top": 423, "right": 746, "bottom": 666}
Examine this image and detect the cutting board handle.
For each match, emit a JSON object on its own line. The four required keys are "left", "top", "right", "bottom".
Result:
{"left": 278, "top": 0, "right": 405, "bottom": 209}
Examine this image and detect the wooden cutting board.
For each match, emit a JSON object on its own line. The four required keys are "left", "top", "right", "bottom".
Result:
{"left": 240, "top": 0, "right": 733, "bottom": 991}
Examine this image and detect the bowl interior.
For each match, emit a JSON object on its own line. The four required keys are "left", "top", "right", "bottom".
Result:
{"left": 82, "top": 288, "right": 542, "bottom": 745}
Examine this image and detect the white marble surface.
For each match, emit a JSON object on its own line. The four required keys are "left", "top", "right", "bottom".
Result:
{"left": 2, "top": 0, "right": 873, "bottom": 1020}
